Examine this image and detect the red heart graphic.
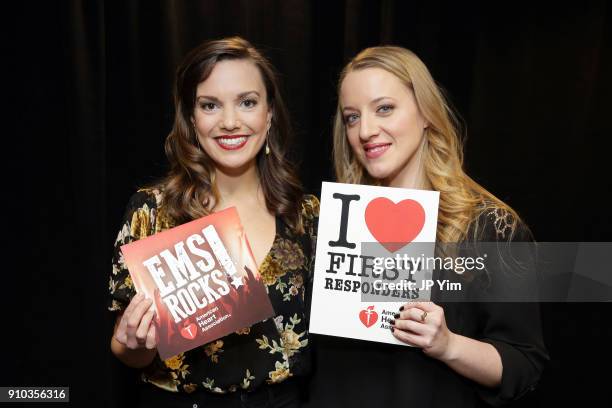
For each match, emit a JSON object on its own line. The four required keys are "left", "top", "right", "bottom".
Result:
{"left": 180, "top": 323, "right": 198, "bottom": 340}
{"left": 365, "top": 197, "right": 425, "bottom": 252}
{"left": 359, "top": 305, "right": 378, "bottom": 328}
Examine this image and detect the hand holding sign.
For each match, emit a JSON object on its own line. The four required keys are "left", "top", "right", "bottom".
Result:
{"left": 392, "top": 301, "right": 454, "bottom": 360}
{"left": 114, "top": 293, "right": 158, "bottom": 350}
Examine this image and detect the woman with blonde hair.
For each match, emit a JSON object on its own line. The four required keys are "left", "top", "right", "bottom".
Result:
{"left": 311, "top": 46, "right": 548, "bottom": 407}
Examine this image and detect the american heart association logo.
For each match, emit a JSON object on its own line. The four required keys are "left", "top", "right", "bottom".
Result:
{"left": 180, "top": 322, "right": 198, "bottom": 340}
{"left": 364, "top": 197, "right": 425, "bottom": 252}
{"left": 359, "top": 305, "right": 379, "bottom": 328}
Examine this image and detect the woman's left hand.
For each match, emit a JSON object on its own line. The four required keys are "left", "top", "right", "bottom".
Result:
{"left": 391, "top": 301, "right": 456, "bottom": 361}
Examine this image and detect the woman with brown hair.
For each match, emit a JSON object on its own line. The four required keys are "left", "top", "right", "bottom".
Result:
{"left": 108, "top": 37, "right": 318, "bottom": 408}
{"left": 308, "top": 46, "right": 548, "bottom": 407}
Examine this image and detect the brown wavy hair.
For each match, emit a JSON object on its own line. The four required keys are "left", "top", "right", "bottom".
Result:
{"left": 159, "top": 37, "right": 304, "bottom": 231}
{"left": 333, "top": 46, "right": 522, "bottom": 242}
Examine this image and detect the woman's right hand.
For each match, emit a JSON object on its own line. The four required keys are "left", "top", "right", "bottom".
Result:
{"left": 114, "top": 293, "right": 158, "bottom": 350}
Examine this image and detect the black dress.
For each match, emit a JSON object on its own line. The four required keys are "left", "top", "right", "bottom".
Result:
{"left": 304, "top": 207, "right": 549, "bottom": 408}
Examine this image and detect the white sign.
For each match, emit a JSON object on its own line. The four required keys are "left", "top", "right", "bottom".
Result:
{"left": 309, "top": 182, "right": 440, "bottom": 345}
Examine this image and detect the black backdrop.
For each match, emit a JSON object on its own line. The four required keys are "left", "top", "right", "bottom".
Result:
{"left": 3, "top": 1, "right": 611, "bottom": 407}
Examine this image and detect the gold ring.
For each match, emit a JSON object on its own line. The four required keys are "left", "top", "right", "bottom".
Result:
{"left": 420, "top": 310, "right": 427, "bottom": 322}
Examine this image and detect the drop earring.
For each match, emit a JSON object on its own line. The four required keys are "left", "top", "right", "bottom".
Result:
{"left": 265, "top": 128, "right": 270, "bottom": 155}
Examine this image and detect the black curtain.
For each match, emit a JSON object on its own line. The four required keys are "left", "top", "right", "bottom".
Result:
{"left": 4, "top": 1, "right": 610, "bottom": 407}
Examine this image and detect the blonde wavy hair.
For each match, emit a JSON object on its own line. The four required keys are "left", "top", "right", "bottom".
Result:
{"left": 333, "top": 46, "right": 520, "bottom": 242}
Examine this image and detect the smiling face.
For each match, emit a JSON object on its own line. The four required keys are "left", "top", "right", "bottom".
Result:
{"left": 340, "top": 67, "right": 428, "bottom": 187}
{"left": 192, "top": 59, "right": 271, "bottom": 174}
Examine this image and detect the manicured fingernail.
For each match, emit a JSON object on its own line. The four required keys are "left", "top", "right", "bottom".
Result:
{"left": 394, "top": 313, "right": 400, "bottom": 319}
{"left": 390, "top": 319, "right": 395, "bottom": 325}
{"left": 399, "top": 306, "right": 404, "bottom": 311}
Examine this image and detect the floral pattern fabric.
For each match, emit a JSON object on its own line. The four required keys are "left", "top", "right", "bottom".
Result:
{"left": 109, "top": 189, "right": 319, "bottom": 394}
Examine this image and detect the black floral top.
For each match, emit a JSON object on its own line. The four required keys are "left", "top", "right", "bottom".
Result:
{"left": 108, "top": 188, "right": 319, "bottom": 394}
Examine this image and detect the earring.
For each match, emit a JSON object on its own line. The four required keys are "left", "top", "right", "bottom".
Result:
{"left": 265, "top": 128, "right": 270, "bottom": 155}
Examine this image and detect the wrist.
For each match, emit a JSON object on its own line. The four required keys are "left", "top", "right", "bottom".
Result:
{"left": 111, "top": 337, "right": 157, "bottom": 368}
{"left": 439, "top": 332, "right": 460, "bottom": 363}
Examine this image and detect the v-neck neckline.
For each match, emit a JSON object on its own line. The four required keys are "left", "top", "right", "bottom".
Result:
{"left": 257, "top": 215, "right": 280, "bottom": 271}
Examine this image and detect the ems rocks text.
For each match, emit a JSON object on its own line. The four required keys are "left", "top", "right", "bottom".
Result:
{"left": 142, "top": 225, "right": 243, "bottom": 323}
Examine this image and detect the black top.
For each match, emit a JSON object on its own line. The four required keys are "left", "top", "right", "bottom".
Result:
{"left": 109, "top": 188, "right": 319, "bottom": 394}
{"left": 304, "top": 208, "right": 549, "bottom": 408}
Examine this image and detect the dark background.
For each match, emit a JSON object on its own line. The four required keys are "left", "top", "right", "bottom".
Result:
{"left": 3, "top": 0, "right": 611, "bottom": 407}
